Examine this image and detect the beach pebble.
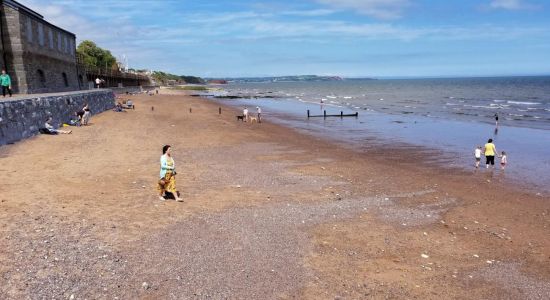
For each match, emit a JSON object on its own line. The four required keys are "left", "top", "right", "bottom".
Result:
{"left": 486, "top": 260, "right": 493, "bottom": 264}
{"left": 69, "top": 295, "right": 75, "bottom": 300}
{"left": 421, "top": 254, "right": 429, "bottom": 259}
{"left": 142, "top": 282, "right": 150, "bottom": 290}
{"left": 141, "top": 186, "right": 146, "bottom": 188}
{"left": 473, "top": 254, "right": 479, "bottom": 258}
{"left": 423, "top": 232, "right": 428, "bottom": 236}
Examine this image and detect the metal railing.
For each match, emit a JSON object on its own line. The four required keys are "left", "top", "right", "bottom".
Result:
{"left": 76, "top": 53, "right": 150, "bottom": 87}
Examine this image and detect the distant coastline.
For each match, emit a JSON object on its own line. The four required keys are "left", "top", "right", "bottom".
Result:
{"left": 206, "top": 75, "right": 375, "bottom": 83}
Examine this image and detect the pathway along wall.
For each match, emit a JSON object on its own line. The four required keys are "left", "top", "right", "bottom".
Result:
{"left": 0, "top": 89, "right": 115, "bottom": 145}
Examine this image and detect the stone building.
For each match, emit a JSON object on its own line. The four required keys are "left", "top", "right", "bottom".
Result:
{"left": 0, "top": 0, "right": 82, "bottom": 94}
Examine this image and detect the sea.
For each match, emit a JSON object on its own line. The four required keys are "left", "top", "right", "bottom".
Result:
{"left": 203, "top": 76, "right": 550, "bottom": 193}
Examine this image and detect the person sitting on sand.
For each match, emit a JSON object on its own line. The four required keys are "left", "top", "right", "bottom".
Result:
{"left": 45, "top": 117, "right": 72, "bottom": 134}
{"left": 68, "top": 112, "right": 81, "bottom": 126}
{"left": 483, "top": 138, "right": 497, "bottom": 169}
{"left": 113, "top": 102, "right": 123, "bottom": 112}
{"left": 500, "top": 151, "right": 507, "bottom": 170}
{"left": 158, "top": 145, "right": 183, "bottom": 202}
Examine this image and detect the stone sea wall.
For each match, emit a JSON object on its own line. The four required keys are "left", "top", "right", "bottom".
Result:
{"left": 0, "top": 89, "right": 115, "bottom": 145}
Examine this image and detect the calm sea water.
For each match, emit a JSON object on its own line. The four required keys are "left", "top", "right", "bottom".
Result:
{"left": 207, "top": 76, "right": 550, "bottom": 193}
{"left": 221, "top": 76, "right": 550, "bottom": 130}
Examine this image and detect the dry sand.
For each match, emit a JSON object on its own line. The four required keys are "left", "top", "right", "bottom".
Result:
{"left": 0, "top": 91, "right": 549, "bottom": 299}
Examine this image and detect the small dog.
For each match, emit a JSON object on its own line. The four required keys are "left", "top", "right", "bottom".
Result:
{"left": 249, "top": 116, "right": 258, "bottom": 123}
{"left": 236, "top": 115, "right": 245, "bottom": 121}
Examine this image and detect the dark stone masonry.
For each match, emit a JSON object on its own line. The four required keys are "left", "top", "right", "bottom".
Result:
{"left": 0, "top": 89, "right": 115, "bottom": 145}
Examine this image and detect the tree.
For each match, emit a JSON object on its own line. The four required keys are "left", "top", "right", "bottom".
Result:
{"left": 77, "top": 40, "right": 117, "bottom": 70}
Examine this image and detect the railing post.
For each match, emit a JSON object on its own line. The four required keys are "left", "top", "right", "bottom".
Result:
{"left": 307, "top": 109, "right": 310, "bottom": 118}
{"left": 340, "top": 111, "right": 343, "bottom": 118}
{"left": 324, "top": 110, "right": 326, "bottom": 118}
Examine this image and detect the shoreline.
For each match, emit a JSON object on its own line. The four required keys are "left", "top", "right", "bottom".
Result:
{"left": 1, "top": 91, "right": 549, "bottom": 298}
{"left": 206, "top": 95, "right": 550, "bottom": 195}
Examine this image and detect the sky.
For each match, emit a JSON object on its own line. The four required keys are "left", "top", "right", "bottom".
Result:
{"left": 18, "top": 0, "right": 550, "bottom": 78}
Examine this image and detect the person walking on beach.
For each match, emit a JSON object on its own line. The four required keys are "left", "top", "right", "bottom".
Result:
{"left": 474, "top": 145, "right": 482, "bottom": 168}
{"left": 95, "top": 78, "right": 101, "bottom": 88}
{"left": 494, "top": 113, "right": 499, "bottom": 127}
{"left": 243, "top": 107, "right": 249, "bottom": 122}
{"left": 483, "top": 138, "right": 497, "bottom": 169}
{"left": 158, "top": 145, "right": 183, "bottom": 202}
{"left": 1, "top": 69, "right": 12, "bottom": 97}
{"left": 256, "top": 106, "right": 262, "bottom": 123}
{"left": 500, "top": 151, "right": 507, "bottom": 170}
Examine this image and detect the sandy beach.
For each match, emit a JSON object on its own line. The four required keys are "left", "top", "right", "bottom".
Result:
{"left": 1, "top": 91, "right": 549, "bottom": 299}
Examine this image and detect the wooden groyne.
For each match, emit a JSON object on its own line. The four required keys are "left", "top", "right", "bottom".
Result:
{"left": 307, "top": 110, "right": 358, "bottom": 118}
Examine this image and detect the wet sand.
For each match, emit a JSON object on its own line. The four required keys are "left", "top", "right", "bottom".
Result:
{"left": 0, "top": 91, "right": 549, "bottom": 299}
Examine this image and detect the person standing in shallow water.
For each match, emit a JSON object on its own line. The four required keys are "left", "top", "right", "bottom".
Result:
{"left": 494, "top": 113, "right": 499, "bottom": 127}
{"left": 158, "top": 145, "right": 183, "bottom": 201}
{"left": 483, "top": 138, "right": 497, "bottom": 169}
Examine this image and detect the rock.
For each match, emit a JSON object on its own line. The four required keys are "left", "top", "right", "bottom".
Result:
{"left": 473, "top": 254, "right": 479, "bottom": 258}
{"left": 421, "top": 254, "right": 429, "bottom": 259}
{"left": 142, "top": 282, "right": 150, "bottom": 290}
{"left": 69, "top": 294, "right": 75, "bottom": 300}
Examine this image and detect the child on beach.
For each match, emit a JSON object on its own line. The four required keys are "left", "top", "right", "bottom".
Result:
{"left": 474, "top": 146, "right": 482, "bottom": 168}
{"left": 243, "top": 107, "right": 249, "bottom": 122}
{"left": 500, "top": 151, "right": 507, "bottom": 170}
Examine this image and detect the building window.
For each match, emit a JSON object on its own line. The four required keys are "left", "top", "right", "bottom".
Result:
{"left": 70, "top": 39, "right": 75, "bottom": 56}
{"left": 57, "top": 32, "right": 62, "bottom": 51}
{"left": 48, "top": 29, "right": 54, "bottom": 49}
{"left": 38, "top": 23, "right": 44, "bottom": 46}
{"left": 62, "top": 72, "right": 69, "bottom": 87}
{"left": 37, "top": 69, "right": 46, "bottom": 88}
{"left": 64, "top": 36, "right": 68, "bottom": 53}
{"left": 26, "top": 17, "right": 33, "bottom": 43}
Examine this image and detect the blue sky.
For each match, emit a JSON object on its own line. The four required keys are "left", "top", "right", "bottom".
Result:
{"left": 19, "top": 0, "right": 550, "bottom": 78}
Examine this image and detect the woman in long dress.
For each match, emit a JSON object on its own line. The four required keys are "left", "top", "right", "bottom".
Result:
{"left": 158, "top": 145, "right": 183, "bottom": 201}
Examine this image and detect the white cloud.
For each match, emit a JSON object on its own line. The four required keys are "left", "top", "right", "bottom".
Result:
{"left": 281, "top": 9, "right": 337, "bottom": 17}
{"left": 489, "top": 0, "right": 536, "bottom": 10}
{"left": 314, "top": 0, "right": 410, "bottom": 19}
